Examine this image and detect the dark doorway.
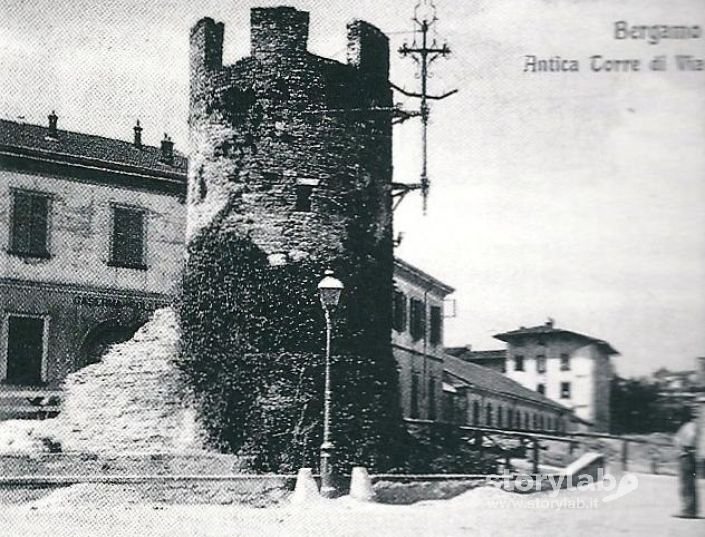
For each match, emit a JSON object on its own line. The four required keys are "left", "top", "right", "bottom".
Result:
{"left": 79, "top": 322, "right": 141, "bottom": 367}
{"left": 6, "top": 315, "right": 44, "bottom": 385}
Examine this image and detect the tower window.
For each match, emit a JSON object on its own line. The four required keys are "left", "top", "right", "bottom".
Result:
{"left": 295, "top": 184, "right": 313, "bottom": 212}
{"left": 537, "top": 383, "right": 545, "bottom": 395}
{"left": 10, "top": 190, "right": 51, "bottom": 258}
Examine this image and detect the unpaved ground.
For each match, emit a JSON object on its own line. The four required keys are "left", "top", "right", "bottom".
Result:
{"left": 0, "top": 474, "right": 702, "bottom": 537}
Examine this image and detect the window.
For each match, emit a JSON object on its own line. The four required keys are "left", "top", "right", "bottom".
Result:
{"left": 429, "top": 305, "right": 442, "bottom": 345}
{"left": 428, "top": 377, "right": 436, "bottom": 420}
{"left": 472, "top": 400, "right": 480, "bottom": 425}
{"left": 486, "top": 403, "right": 493, "bottom": 427}
{"left": 537, "top": 383, "right": 545, "bottom": 395}
{"left": 533, "top": 414, "right": 538, "bottom": 430}
{"left": 515, "top": 411, "right": 522, "bottom": 429}
{"left": 410, "top": 372, "right": 420, "bottom": 419}
{"left": 392, "top": 290, "right": 407, "bottom": 333}
{"left": 4, "top": 315, "right": 45, "bottom": 385}
{"left": 294, "top": 184, "right": 312, "bottom": 211}
{"left": 409, "top": 298, "right": 425, "bottom": 341}
{"left": 497, "top": 406, "right": 503, "bottom": 428}
{"left": 536, "top": 354, "right": 546, "bottom": 373}
{"left": 539, "top": 415, "right": 544, "bottom": 430}
{"left": 560, "top": 382, "right": 571, "bottom": 399}
{"left": 10, "top": 190, "right": 50, "bottom": 258}
{"left": 560, "top": 353, "right": 570, "bottom": 371}
{"left": 524, "top": 412, "right": 530, "bottom": 430}
{"left": 507, "top": 408, "right": 514, "bottom": 429}
{"left": 110, "top": 206, "right": 146, "bottom": 269}
{"left": 514, "top": 355, "right": 524, "bottom": 371}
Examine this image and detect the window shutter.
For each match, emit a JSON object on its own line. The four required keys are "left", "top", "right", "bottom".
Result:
{"left": 11, "top": 193, "right": 32, "bottom": 254}
{"left": 112, "top": 207, "right": 145, "bottom": 267}
{"left": 29, "top": 195, "right": 48, "bottom": 255}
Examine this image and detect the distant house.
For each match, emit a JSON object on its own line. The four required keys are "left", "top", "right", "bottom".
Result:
{"left": 495, "top": 320, "right": 619, "bottom": 432}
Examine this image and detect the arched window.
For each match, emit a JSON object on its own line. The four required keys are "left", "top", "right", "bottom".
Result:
{"left": 507, "top": 408, "right": 514, "bottom": 429}
{"left": 533, "top": 414, "right": 538, "bottom": 430}
{"left": 515, "top": 411, "right": 522, "bottom": 429}
{"left": 473, "top": 400, "right": 480, "bottom": 425}
{"left": 524, "top": 412, "right": 530, "bottom": 430}
{"left": 497, "top": 406, "right": 504, "bottom": 428}
{"left": 486, "top": 403, "right": 493, "bottom": 427}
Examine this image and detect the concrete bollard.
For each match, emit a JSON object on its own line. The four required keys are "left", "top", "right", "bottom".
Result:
{"left": 349, "top": 466, "right": 376, "bottom": 502}
{"left": 291, "top": 468, "right": 320, "bottom": 505}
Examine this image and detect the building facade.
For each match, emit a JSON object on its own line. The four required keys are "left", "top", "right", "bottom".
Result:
{"left": 0, "top": 116, "right": 186, "bottom": 418}
{"left": 495, "top": 320, "right": 618, "bottom": 432}
{"left": 392, "top": 258, "right": 454, "bottom": 421}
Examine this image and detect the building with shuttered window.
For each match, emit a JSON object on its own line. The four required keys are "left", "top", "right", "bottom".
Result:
{"left": 392, "top": 258, "right": 454, "bottom": 421}
{"left": 0, "top": 115, "right": 186, "bottom": 418}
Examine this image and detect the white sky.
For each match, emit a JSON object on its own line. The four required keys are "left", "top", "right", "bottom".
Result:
{"left": 1, "top": 0, "right": 703, "bottom": 377}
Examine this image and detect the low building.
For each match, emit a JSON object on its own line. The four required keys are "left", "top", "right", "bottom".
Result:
{"left": 392, "top": 258, "right": 454, "bottom": 422}
{"left": 441, "top": 353, "right": 572, "bottom": 432}
{"left": 495, "top": 320, "right": 619, "bottom": 432}
{"left": 0, "top": 115, "right": 186, "bottom": 418}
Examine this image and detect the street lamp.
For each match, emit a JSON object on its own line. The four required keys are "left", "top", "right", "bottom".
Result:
{"left": 317, "top": 269, "right": 344, "bottom": 498}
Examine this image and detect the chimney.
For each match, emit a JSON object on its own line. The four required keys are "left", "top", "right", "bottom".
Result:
{"left": 48, "top": 111, "right": 58, "bottom": 136}
{"left": 133, "top": 120, "right": 143, "bottom": 148}
{"left": 160, "top": 133, "right": 174, "bottom": 164}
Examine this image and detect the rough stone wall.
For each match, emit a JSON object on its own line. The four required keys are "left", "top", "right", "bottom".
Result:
{"left": 187, "top": 7, "right": 393, "bottom": 264}
{"left": 57, "top": 308, "right": 203, "bottom": 453}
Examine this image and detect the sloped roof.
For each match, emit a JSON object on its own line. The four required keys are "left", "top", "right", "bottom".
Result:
{"left": 443, "top": 353, "right": 569, "bottom": 412}
{"left": 446, "top": 347, "right": 505, "bottom": 362}
{"left": 494, "top": 322, "right": 619, "bottom": 355}
{"left": 0, "top": 118, "right": 187, "bottom": 178}
{"left": 394, "top": 258, "right": 455, "bottom": 295}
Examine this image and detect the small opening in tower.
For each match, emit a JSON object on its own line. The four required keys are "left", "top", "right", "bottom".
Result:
{"left": 295, "top": 184, "right": 313, "bottom": 212}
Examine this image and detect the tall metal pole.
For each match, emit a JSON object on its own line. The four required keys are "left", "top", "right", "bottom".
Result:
{"left": 419, "top": 20, "right": 430, "bottom": 212}
{"left": 395, "top": 1, "right": 455, "bottom": 214}
{"left": 319, "top": 307, "right": 335, "bottom": 498}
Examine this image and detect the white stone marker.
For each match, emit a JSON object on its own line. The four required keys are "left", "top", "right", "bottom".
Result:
{"left": 291, "top": 467, "right": 320, "bottom": 504}
{"left": 349, "top": 466, "right": 376, "bottom": 501}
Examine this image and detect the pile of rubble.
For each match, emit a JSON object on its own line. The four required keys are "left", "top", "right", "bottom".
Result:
{"left": 57, "top": 308, "right": 204, "bottom": 453}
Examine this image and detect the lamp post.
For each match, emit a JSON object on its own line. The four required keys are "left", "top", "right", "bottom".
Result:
{"left": 317, "top": 269, "right": 344, "bottom": 498}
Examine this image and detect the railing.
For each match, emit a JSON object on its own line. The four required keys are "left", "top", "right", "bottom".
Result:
{"left": 403, "top": 418, "right": 676, "bottom": 475}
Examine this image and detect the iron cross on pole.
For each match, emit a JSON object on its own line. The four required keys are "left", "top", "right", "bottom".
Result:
{"left": 391, "top": 0, "right": 457, "bottom": 214}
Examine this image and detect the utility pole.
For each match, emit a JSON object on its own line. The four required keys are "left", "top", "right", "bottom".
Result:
{"left": 392, "top": 0, "right": 457, "bottom": 213}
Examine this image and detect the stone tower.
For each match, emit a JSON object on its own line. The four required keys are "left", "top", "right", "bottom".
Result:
{"left": 183, "top": 6, "right": 403, "bottom": 470}
{"left": 188, "top": 6, "right": 393, "bottom": 263}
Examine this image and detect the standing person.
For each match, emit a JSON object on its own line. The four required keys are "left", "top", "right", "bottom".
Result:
{"left": 673, "top": 406, "right": 699, "bottom": 518}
